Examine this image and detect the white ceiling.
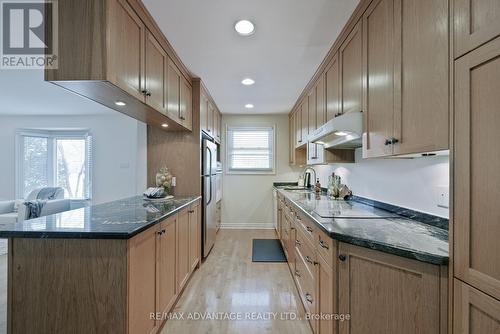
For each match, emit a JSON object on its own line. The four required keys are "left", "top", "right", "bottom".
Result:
{"left": 0, "top": 69, "right": 113, "bottom": 116}
{"left": 143, "top": 0, "right": 359, "bottom": 114}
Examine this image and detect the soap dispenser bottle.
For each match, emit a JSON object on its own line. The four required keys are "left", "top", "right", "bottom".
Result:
{"left": 315, "top": 178, "right": 321, "bottom": 194}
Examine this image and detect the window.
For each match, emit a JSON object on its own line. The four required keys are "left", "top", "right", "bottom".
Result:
{"left": 226, "top": 126, "right": 275, "bottom": 173}
{"left": 16, "top": 130, "right": 92, "bottom": 200}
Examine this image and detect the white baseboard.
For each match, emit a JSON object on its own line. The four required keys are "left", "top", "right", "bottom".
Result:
{"left": 220, "top": 222, "right": 275, "bottom": 230}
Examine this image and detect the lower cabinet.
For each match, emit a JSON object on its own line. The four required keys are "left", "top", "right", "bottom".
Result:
{"left": 129, "top": 200, "right": 201, "bottom": 334}
{"left": 280, "top": 195, "right": 448, "bottom": 334}
{"left": 453, "top": 279, "right": 500, "bottom": 334}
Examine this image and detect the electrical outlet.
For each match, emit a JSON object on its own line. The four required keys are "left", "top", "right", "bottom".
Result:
{"left": 436, "top": 186, "right": 449, "bottom": 209}
{"left": 172, "top": 177, "right": 176, "bottom": 187}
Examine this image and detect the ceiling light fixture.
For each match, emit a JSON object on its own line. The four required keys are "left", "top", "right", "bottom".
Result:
{"left": 335, "top": 131, "right": 349, "bottom": 136}
{"left": 161, "top": 123, "right": 169, "bottom": 128}
{"left": 245, "top": 104, "right": 254, "bottom": 109}
{"left": 115, "top": 101, "right": 126, "bottom": 106}
{"left": 235, "top": 20, "right": 255, "bottom": 36}
{"left": 241, "top": 78, "right": 255, "bottom": 86}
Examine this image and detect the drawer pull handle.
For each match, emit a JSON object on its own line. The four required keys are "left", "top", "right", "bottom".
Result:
{"left": 305, "top": 293, "right": 313, "bottom": 304}
{"left": 295, "top": 240, "right": 301, "bottom": 246}
{"left": 306, "top": 226, "right": 313, "bottom": 233}
{"left": 319, "top": 239, "right": 329, "bottom": 249}
{"left": 295, "top": 270, "right": 301, "bottom": 277}
{"left": 338, "top": 254, "right": 347, "bottom": 262}
{"left": 305, "top": 256, "right": 318, "bottom": 266}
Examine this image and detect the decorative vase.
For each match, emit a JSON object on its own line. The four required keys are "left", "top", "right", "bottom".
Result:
{"left": 155, "top": 167, "right": 173, "bottom": 195}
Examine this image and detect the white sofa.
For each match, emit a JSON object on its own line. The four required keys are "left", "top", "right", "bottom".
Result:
{"left": 0, "top": 188, "right": 71, "bottom": 224}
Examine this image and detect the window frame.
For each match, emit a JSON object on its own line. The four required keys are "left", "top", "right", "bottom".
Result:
{"left": 15, "top": 129, "right": 93, "bottom": 201}
{"left": 225, "top": 125, "right": 276, "bottom": 175}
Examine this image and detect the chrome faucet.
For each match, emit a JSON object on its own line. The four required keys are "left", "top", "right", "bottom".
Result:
{"left": 303, "top": 166, "right": 317, "bottom": 189}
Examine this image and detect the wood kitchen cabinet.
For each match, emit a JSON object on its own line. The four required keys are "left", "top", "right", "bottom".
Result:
{"left": 454, "top": 0, "right": 500, "bottom": 58}
{"left": 339, "top": 21, "right": 362, "bottom": 116}
{"left": 156, "top": 216, "right": 177, "bottom": 320}
{"left": 180, "top": 77, "right": 193, "bottom": 131}
{"left": 362, "top": 0, "right": 449, "bottom": 158}
{"left": 325, "top": 53, "right": 341, "bottom": 122}
{"left": 177, "top": 208, "right": 190, "bottom": 292}
{"left": 188, "top": 201, "right": 201, "bottom": 273}
{"left": 337, "top": 242, "right": 444, "bottom": 334}
{"left": 208, "top": 102, "right": 215, "bottom": 137}
{"left": 453, "top": 279, "right": 500, "bottom": 334}
{"left": 318, "top": 252, "right": 336, "bottom": 334}
{"left": 46, "top": 0, "right": 192, "bottom": 132}
{"left": 454, "top": 37, "right": 500, "bottom": 302}
{"left": 128, "top": 225, "right": 158, "bottom": 334}
{"left": 300, "top": 98, "right": 309, "bottom": 146}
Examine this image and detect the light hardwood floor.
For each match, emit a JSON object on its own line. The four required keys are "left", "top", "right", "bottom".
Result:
{"left": 161, "top": 229, "right": 313, "bottom": 334}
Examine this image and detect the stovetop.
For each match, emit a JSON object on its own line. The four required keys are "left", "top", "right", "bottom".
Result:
{"left": 299, "top": 197, "right": 400, "bottom": 219}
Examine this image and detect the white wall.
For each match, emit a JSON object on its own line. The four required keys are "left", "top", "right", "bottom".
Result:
{"left": 221, "top": 114, "right": 301, "bottom": 228}
{"left": 0, "top": 114, "right": 147, "bottom": 204}
{"left": 314, "top": 150, "right": 449, "bottom": 218}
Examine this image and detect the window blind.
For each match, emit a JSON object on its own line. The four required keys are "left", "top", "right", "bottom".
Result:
{"left": 227, "top": 126, "right": 274, "bottom": 172}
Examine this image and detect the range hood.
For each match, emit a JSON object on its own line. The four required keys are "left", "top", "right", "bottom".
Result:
{"left": 308, "top": 111, "right": 363, "bottom": 149}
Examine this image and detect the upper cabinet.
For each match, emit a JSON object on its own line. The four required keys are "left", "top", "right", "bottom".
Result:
{"left": 198, "top": 83, "right": 222, "bottom": 143}
{"left": 325, "top": 53, "right": 341, "bottom": 122}
{"left": 45, "top": 0, "right": 192, "bottom": 132}
{"left": 454, "top": 0, "right": 500, "bottom": 58}
{"left": 363, "top": 0, "right": 449, "bottom": 158}
{"left": 339, "top": 21, "right": 363, "bottom": 116}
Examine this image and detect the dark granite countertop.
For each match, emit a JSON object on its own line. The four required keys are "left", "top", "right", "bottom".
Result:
{"left": 0, "top": 195, "right": 201, "bottom": 239}
{"left": 274, "top": 186, "right": 448, "bottom": 265}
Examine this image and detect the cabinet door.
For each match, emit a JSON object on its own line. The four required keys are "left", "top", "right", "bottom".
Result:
{"left": 326, "top": 53, "right": 341, "bottom": 122}
{"left": 454, "top": 0, "right": 500, "bottom": 58}
{"left": 301, "top": 99, "right": 309, "bottom": 143}
{"left": 316, "top": 75, "right": 326, "bottom": 127}
{"left": 107, "top": 0, "right": 145, "bottom": 101}
{"left": 289, "top": 114, "right": 296, "bottom": 164}
{"left": 200, "top": 92, "right": 209, "bottom": 134}
{"left": 339, "top": 21, "right": 362, "bottom": 115}
{"left": 167, "top": 58, "right": 181, "bottom": 123}
{"left": 177, "top": 209, "right": 190, "bottom": 291}
{"left": 188, "top": 202, "right": 200, "bottom": 273}
{"left": 295, "top": 109, "right": 302, "bottom": 147}
{"left": 157, "top": 216, "right": 176, "bottom": 316}
{"left": 362, "top": 0, "right": 394, "bottom": 158}
{"left": 180, "top": 78, "right": 193, "bottom": 131}
{"left": 318, "top": 255, "right": 336, "bottom": 334}
{"left": 128, "top": 226, "right": 157, "bottom": 334}
{"left": 454, "top": 37, "right": 500, "bottom": 301}
{"left": 338, "top": 243, "right": 442, "bottom": 334}
{"left": 207, "top": 102, "right": 215, "bottom": 137}
{"left": 392, "top": 0, "right": 449, "bottom": 155}
{"left": 454, "top": 279, "right": 500, "bottom": 334}
{"left": 145, "top": 31, "right": 167, "bottom": 113}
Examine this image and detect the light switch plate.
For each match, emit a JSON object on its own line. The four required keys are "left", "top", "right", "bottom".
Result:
{"left": 436, "top": 186, "right": 449, "bottom": 208}
{"left": 172, "top": 177, "right": 176, "bottom": 187}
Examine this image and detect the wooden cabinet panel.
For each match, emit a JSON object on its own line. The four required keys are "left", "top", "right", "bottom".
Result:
{"left": 362, "top": 0, "right": 395, "bottom": 158}
{"left": 295, "top": 109, "right": 302, "bottom": 147}
{"left": 325, "top": 53, "right": 341, "bottom": 122}
{"left": 200, "top": 92, "right": 209, "bottom": 134}
{"left": 294, "top": 248, "right": 318, "bottom": 333}
{"left": 128, "top": 226, "right": 157, "bottom": 334}
{"left": 188, "top": 202, "right": 201, "bottom": 272}
{"left": 107, "top": 0, "right": 145, "bottom": 101}
{"left": 157, "top": 216, "right": 177, "bottom": 317}
{"left": 454, "top": 0, "right": 500, "bottom": 58}
{"left": 454, "top": 279, "right": 500, "bottom": 334}
{"left": 316, "top": 75, "right": 326, "bottom": 127}
{"left": 340, "top": 21, "right": 362, "bottom": 115}
{"left": 454, "top": 37, "right": 500, "bottom": 301}
{"left": 301, "top": 99, "right": 309, "bottom": 143}
{"left": 167, "top": 57, "right": 181, "bottom": 123}
{"left": 180, "top": 78, "right": 193, "bottom": 131}
{"left": 207, "top": 102, "right": 215, "bottom": 136}
{"left": 177, "top": 209, "right": 190, "bottom": 291}
{"left": 338, "top": 243, "right": 442, "bottom": 334}
{"left": 145, "top": 31, "right": 167, "bottom": 113}
{"left": 392, "top": 0, "right": 449, "bottom": 155}
{"left": 308, "top": 88, "right": 317, "bottom": 133}
{"left": 318, "top": 254, "right": 336, "bottom": 334}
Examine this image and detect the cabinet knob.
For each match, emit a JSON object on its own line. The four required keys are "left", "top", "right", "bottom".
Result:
{"left": 338, "top": 254, "right": 347, "bottom": 262}
{"left": 141, "top": 90, "right": 152, "bottom": 97}
{"left": 295, "top": 239, "right": 301, "bottom": 246}
{"left": 180, "top": 116, "right": 186, "bottom": 120}
{"left": 295, "top": 270, "right": 301, "bottom": 277}
{"left": 305, "top": 293, "right": 313, "bottom": 304}
{"left": 319, "top": 239, "right": 329, "bottom": 249}
{"left": 306, "top": 226, "right": 313, "bottom": 233}
{"left": 188, "top": 210, "right": 195, "bottom": 213}
{"left": 385, "top": 137, "right": 399, "bottom": 145}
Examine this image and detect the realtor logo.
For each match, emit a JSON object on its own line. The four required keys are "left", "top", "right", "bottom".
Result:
{"left": 1, "top": 0, "right": 58, "bottom": 69}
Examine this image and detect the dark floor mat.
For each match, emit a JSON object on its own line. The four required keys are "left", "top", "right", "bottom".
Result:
{"left": 252, "top": 239, "right": 287, "bottom": 262}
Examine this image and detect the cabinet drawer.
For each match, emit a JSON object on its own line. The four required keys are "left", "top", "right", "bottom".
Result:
{"left": 317, "top": 228, "right": 335, "bottom": 268}
{"left": 295, "top": 210, "right": 317, "bottom": 245}
{"left": 294, "top": 249, "right": 318, "bottom": 332}
{"left": 295, "top": 226, "right": 318, "bottom": 279}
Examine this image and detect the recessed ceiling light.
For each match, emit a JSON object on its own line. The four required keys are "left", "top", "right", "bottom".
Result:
{"left": 241, "top": 78, "right": 255, "bottom": 86}
{"left": 161, "top": 123, "right": 169, "bottom": 128}
{"left": 245, "top": 104, "right": 254, "bottom": 109}
{"left": 235, "top": 20, "right": 255, "bottom": 36}
{"left": 115, "top": 101, "right": 126, "bottom": 106}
